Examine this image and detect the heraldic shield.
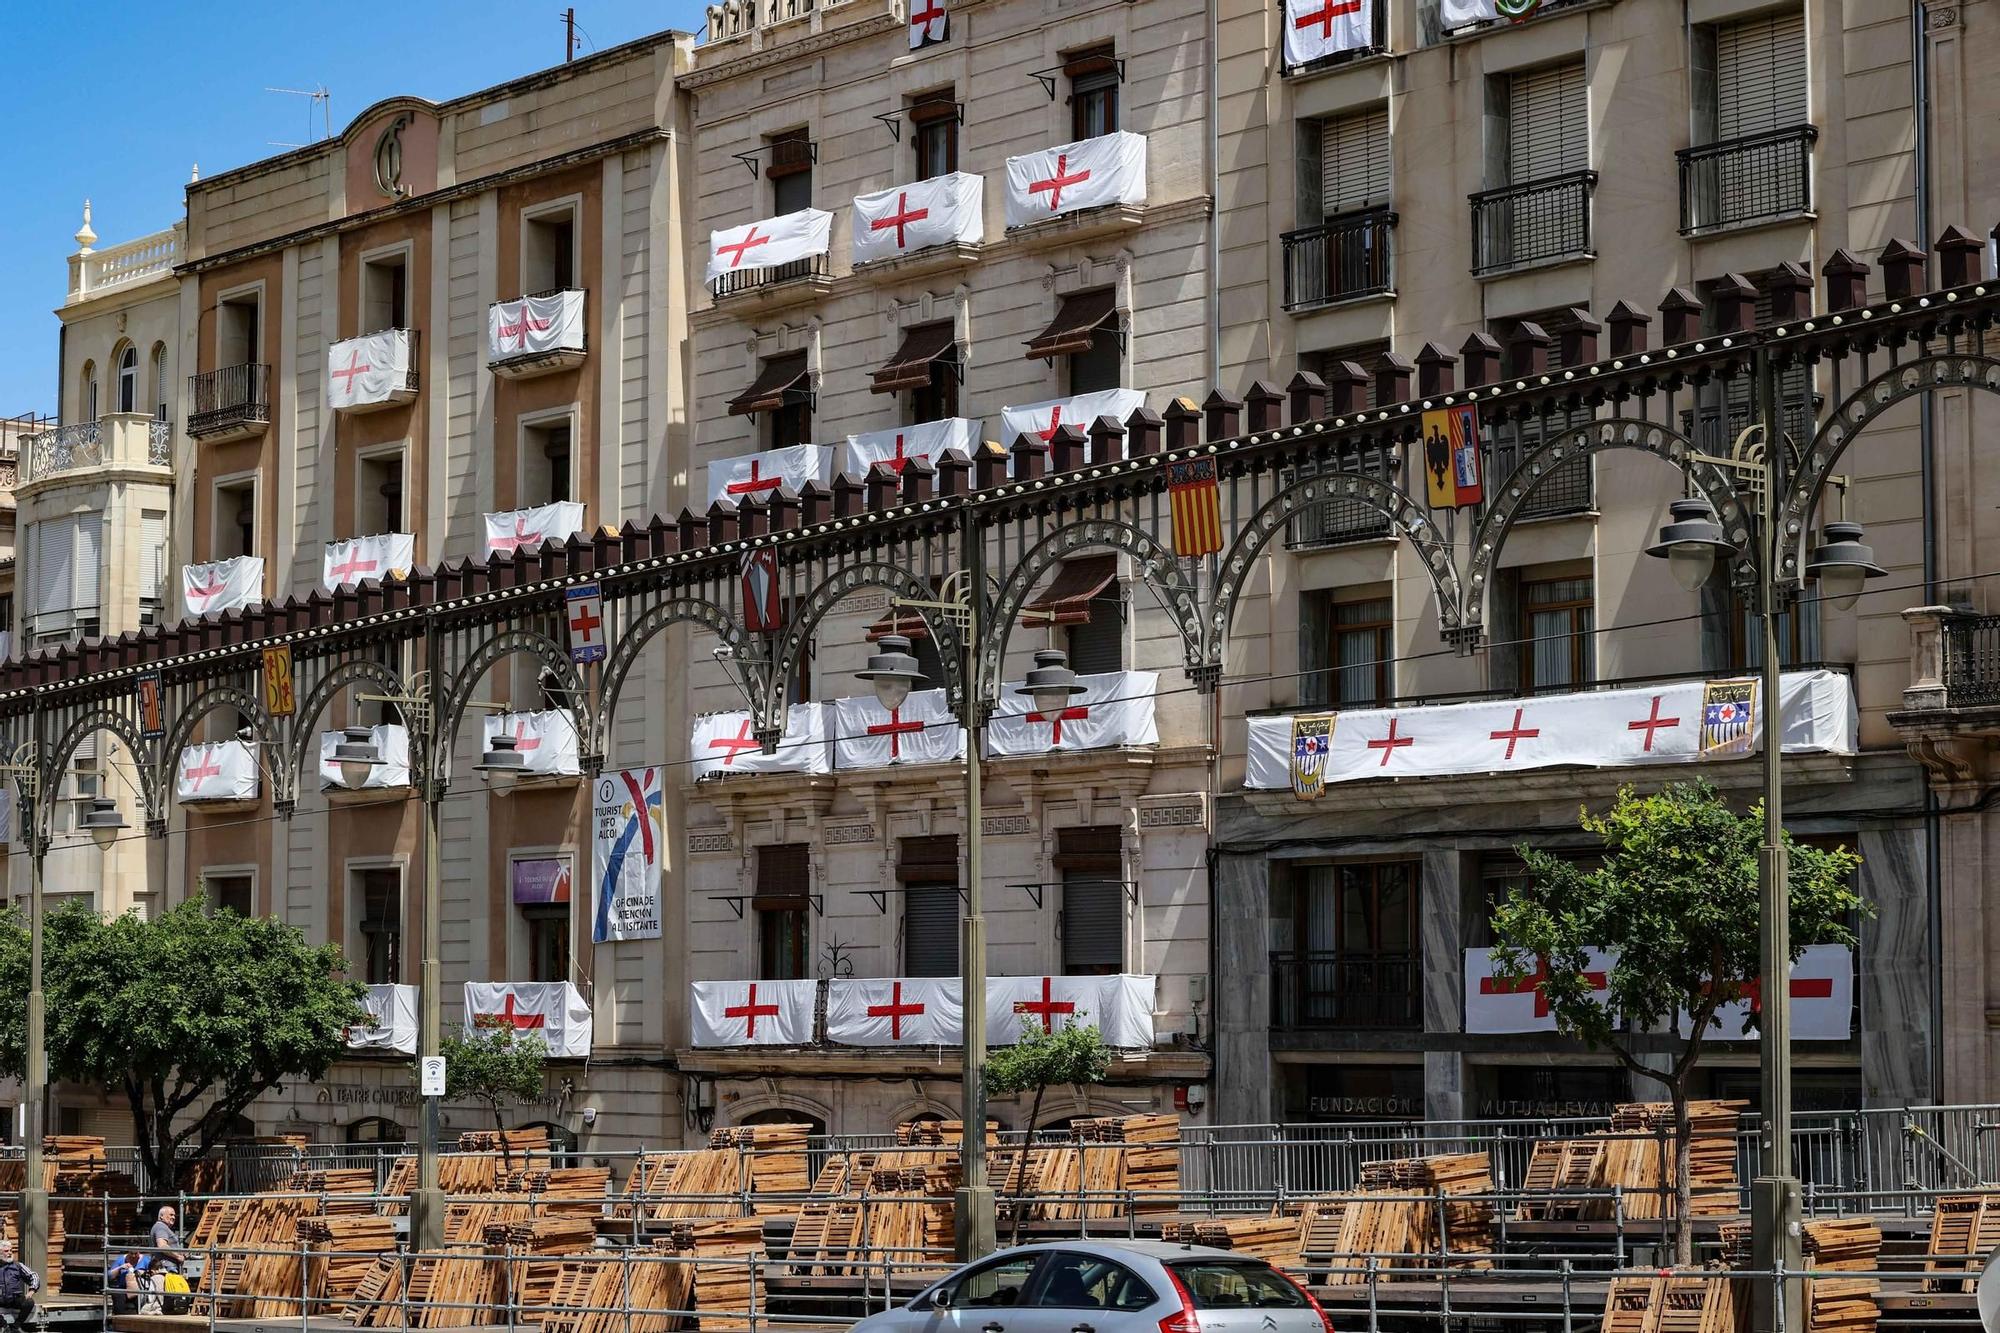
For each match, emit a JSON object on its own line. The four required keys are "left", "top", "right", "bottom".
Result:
{"left": 1290, "top": 714, "right": 1335, "bottom": 800}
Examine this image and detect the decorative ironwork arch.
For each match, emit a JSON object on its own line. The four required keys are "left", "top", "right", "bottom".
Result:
{"left": 1460, "top": 417, "right": 1746, "bottom": 638}
{"left": 46, "top": 707, "right": 161, "bottom": 833}
{"left": 162, "top": 683, "right": 282, "bottom": 808}
{"left": 1209, "top": 468, "right": 1461, "bottom": 659}
{"left": 762, "top": 563, "right": 966, "bottom": 739}
{"left": 600, "top": 597, "right": 761, "bottom": 738}
{"left": 281, "top": 658, "right": 409, "bottom": 803}
{"left": 1780, "top": 354, "right": 2000, "bottom": 579}
{"left": 441, "top": 630, "right": 586, "bottom": 776}
{"left": 984, "top": 519, "right": 1203, "bottom": 704}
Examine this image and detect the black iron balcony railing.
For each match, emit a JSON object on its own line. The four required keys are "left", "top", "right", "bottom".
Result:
{"left": 1270, "top": 951, "right": 1420, "bottom": 1030}
{"left": 1282, "top": 208, "right": 1397, "bottom": 310}
{"left": 712, "top": 253, "right": 830, "bottom": 299}
{"left": 1490, "top": 420, "right": 1595, "bottom": 518}
{"left": 1943, "top": 614, "right": 2000, "bottom": 707}
{"left": 1470, "top": 171, "right": 1597, "bottom": 277}
{"left": 1678, "top": 125, "right": 1817, "bottom": 236}
{"left": 187, "top": 363, "right": 271, "bottom": 438}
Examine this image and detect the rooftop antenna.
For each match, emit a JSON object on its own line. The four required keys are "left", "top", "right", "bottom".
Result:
{"left": 563, "top": 7, "right": 579, "bottom": 60}
{"left": 265, "top": 85, "right": 333, "bottom": 147}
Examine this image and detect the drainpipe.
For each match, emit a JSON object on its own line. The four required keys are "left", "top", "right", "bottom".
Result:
{"left": 1206, "top": 0, "right": 1222, "bottom": 387}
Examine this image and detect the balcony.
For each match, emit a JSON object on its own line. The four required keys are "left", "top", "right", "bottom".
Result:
{"left": 328, "top": 328, "right": 420, "bottom": 413}
{"left": 1270, "top": 952, "right": 1420, "bottom": 1030}
{"left": 1470, "top": 171, "right": 1597, "bottom": 277}
{"left": 19, "top": 415, "right": 172, "bottom": 487}
{"left": 1678, "top": 125, "right": 1817, "bottom": 236}
{"left": 487, "top": 289, "right": 587, "bottom": 380}
{"left": 188, "top": 364, "right": 271, "bottom": 443}
{"left": 1490, "top": 422, "right": 1595, "bottom": 519}
{"left": 709, "top": 254, "right": 833, "bottom": 314}
{"left": 1889, "top": 607, "right": 2000, "bottom": 787}
{"left": 1282, "top": 208, "right": 1397, "bottom": 311}
{"left": 66, "top": 223, "right": 182, "bottom": 307}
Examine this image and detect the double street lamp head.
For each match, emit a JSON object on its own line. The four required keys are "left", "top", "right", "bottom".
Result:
{"left": 1017, "top": 647, "right": 1085, "bottom": 717}
{"left": 1804, "top": 520, "right": 1888, "bottom": 609}
{"left": 1646, "top": 497, "right": 1740, "bottom": 592}
{"left": 856, "top": 633, "right": 928, "bottom": 712}
{"left": 332, "top": 726, "right": 382, "bottom": 791}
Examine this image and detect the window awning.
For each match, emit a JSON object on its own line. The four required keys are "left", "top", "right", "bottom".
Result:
{"left": 1021, "top": 553, "right": 1118, "bottom": 627}
{"left": 728, "top": 353, "right": 810, "bottom": 416}
{"left": 871, "top": 324, "right": 958, "bottom": 395}
{"left": 1025, "top": 289, "right": 1118, "bottom": 360}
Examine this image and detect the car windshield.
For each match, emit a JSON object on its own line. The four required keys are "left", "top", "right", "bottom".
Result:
{"left": 1167, "top": 1262, "right": 1307, "bottom": 1310}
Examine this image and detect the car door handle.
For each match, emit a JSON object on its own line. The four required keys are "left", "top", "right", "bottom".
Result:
{"left": 1073, "top": 1324, "right": 1097, "bottom": 1333}
{"left": 983, "top": 1323, "right": 1005, "bottom": 1332}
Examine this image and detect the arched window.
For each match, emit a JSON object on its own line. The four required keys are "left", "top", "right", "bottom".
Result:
{"left": 115, "top": 345, "right": 139, "bottom": 414}
{"left": 344, "top": 1116, "right": 405, "bottom": 1145}
{"left": 81, "top": 360, "right": 98, "bottom": 423}
{"left": 150, "top": 343, "right": 168, "bottom": 421}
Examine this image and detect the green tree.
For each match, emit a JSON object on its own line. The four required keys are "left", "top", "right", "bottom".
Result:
{"left": 1490, "top": 781, "right": 1864, "bottom": 1265}
{"left": 985, "top": 1022, "right": 1113, "bottom": 1241}
{"left": 439, "top": 1025, "right": 548, "bottom": 1164}
{"left": 0, "top": 898, "right": 367, "bottom": 1190}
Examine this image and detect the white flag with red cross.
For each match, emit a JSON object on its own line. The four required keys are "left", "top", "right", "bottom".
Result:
{"left": 827, "top": 978, "right": 962, "bottom": 1045}
{"left": 484, "top": 501, "right": 586, "bottom": 558}
{"left": 483, "top": 710, "right": 582, "bottom": 776}
{"left": 692, "top": 705, "right": 831, "bottom": 780}
{"left": 987, "top": 974, "right": 1156, "bottom": 1048}
{"left": 463, "top": 982, "right": 592, "bottom": 1058}
{"left": 488, "top": 289, "right": 586, "bottom": 361}
{"left": 851, "top": 174, "right": 983, "bottom": 264}
{"left": 705, "top": 208, "right": 833, "bottom": 284}
{"left": 327, "top": 329, "right": 415, "bottom": 411}
{"left": 832, "top": 689, "right": 965, "bottom": 770}
{"left": 1464, "top": 947, "right": 1620, "bottom": 1034}
{"left": 1678, "top": 944, "right": 1853, "bottom": 1041}
{"left": 318, "top": 723, "right": 412, "bottom": 790}
{"left": 844, "top": 418, "right": 983, "bottom": 481}
{"left": 182, "top": 555, "right": 265, "bottom": 618}
{"left": 706, "top": 444, "right": 835, "bottom": 506}
{"left": 347, "top": 983, "right": 418, "bottom": 1054}
{"left": 690, "top": 979, "right": 817, "bottom": 1046}
{"left": 1004, "top": 131, "right": 1147, "bottom": 228}
{"left": 175, "top": 740, "right": 260, "bottom": 804}
{"left": 909, "top": 0, "right": 947, "bottom": 47}
{"left": 323, "top": 532, "right": 415, "bottom": 590}
{"left": 998, "top": 389, "right": 1146, "bottom": 456}
{"left": 1283, "top": 0, "right": 1375, "bottom": 68}
{"left": 985, "top": 669, "right": 1159, "bottom": 757}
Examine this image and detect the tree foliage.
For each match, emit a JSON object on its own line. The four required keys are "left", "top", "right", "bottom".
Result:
{"left": 985, "top": 1023, "right": 1113, "bottom": 1240}
{"left": 0, "top": 898, "right": 367, "bottom": 1189}
{"left": 440, "top": 1024, "right": 549, "bottom": 1148}
{"left": 1489, "top": 780, "right": 1865, "bottom": 1262}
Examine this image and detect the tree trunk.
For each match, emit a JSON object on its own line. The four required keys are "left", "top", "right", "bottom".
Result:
{"left": 494, "top": 1103, "right": 513, "bottom": 1171}
{"left": 1671, "top": 1080, "right": 1694, "bottom": 1267}
{"left": 1009, "top": 1084, "right": 1047, "bottom": 1246}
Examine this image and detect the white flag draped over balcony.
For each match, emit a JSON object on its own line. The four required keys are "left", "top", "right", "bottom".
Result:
{"left": 1004, "top": 132, "right": 1147, "bottom": 228}
{"left": 999, "top": 389, "right": 1146, "bottom": 454}
{"left": 488, "top": 290, "right": 586, "bottom": 360}
{"left": 988, "top": 974, "right": 1157, "bottom": 1048}
{"left": 182, "top": 555, "right": 265, "bottom": 617}
{"left": 1438, "top": 0, "right": 1498, "bottom": 27}
{"left": 318, "top": 724, "right": 412, "bottom": 790}
{"left": 484, "top": 501, "right": 586, "bottom": 557}
{"left": 1244, "top": 670, "right": 1857, "bottom": 789}
{"left": 706, "top": 208, "right": 833, "bottom": 284}
{"left": 844, "top": 418, "right": 983, "bottom": 480}
{"left": 851, "top": 174, "right": 984, "bottom": 264}
{"left": 1283, "top": 0, "right": 1375, "bottom": 66}
{"left": 348, "top": 983, "right": 418, "bottom": 1054}
{"left": 323, "top": 533, "right": 415, "bottom": 590}
{"left": 692, "top": 705, "right": 831, "bottom": 779}
{"left": 1464, "top": 947, "right": 1620, "bottom": 1034}
{"left": 326, "top": 329, "right": 413, "bottom": 410}
{"left": 463, "top": 982, "right": 592, "bottom": 1058}
{"left": 691, "top": 979, "right": 817, "bottom": 1047}
{"left": 483, "top": 710, "right": 582, "bottom": 777}
{"left": 1678, "top": 944, "right": 1853, "bottom": 1042}
{"left": 986, "top": 670, "right": 1159, "bottom": 757}
{"left": 832, "top": 689, "right": 965, "bottom": 769}
{"left": 706, "top": 444, "right": 834, "bottom": 506}
{"left": 175, "top": 741, "right": 259, "bottom": 803}
{"left": 827, "top": 978, "right": 963, "bottom": 1046}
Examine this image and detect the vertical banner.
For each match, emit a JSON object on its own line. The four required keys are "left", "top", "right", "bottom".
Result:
{"left": 1166, "top": 457, "right": 1223, "bottom": 556}
{"left": 565, "top": 583, "right": 606, "bottom": 664}
{"left": 263, "top": 646, "right": 296, "bottom": 717}
{"left": 593, "top": 767, "right": 664, "bottom": 942}
{"left": 1419, "top": 403, "right": 1484, "bottom": 508}
{"left": 1701, "top": 678, "right": 1758, "bottom": 757}
{"left": 1290, "top": 715, "right": 1334, "bottom": 800}
{"left": 742, "top": 548, "right": 782, "bottom": 633}
{"left": 137, "top": 673, "right": 165, "bottom": 739}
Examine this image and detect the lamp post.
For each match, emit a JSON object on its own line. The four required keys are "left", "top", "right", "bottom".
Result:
{"left": 1646, "top": 361, "right": 1885, "bottom": 1332}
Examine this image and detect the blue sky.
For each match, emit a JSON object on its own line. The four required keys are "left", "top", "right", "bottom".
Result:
{"left": 0, "top": 1, "right": 703, "bottom": 415}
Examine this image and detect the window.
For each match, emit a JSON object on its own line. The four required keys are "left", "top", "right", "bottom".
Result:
{"left": 80, "top": 361, "right": 98, "bottom": 423}
{"left": 911, "top": 344, "right": 960, "bottom": 424}
{"left": 1305, "top": 106, "right": 1390, "bottom": 224}
{"left": 521, "top": 418, "right": 574, "bottom": 507}
{"left": 1710, "top": 10, "right": 1807, "bottom": 141}
{"left": 755, "top": 844, "right": 811, "bottom": 981}
{"left": 759, "top": 353, "right": 813, "bottom": 449}
{"left": 1503, "top": 62, "right": 1587, "bottom": 185}
{"left": 116, "top": 345, "right": 139, "bottom": 414}
{"left": 363, "top": 252, "right": 410, "bottom": 330}
{"left": 218, "top": 293, "right": 262, "bottom": 367}
{"left": 943, "top": 1254, "right": 1041, "bottom": 1309}
{"left": 1490, "top": 310, "right": 1593, "bottom": 516}
{"left": 213, "top": 476, "right": 257, "bottom": 560}
{"left": 28, "top": 514, "right": 102, "bottom": 643}
{"left": 911, "top": 97, "right": 959, "bottom": 180}
{"left": 1067, "top": 320, "right": 1121, "bottom": 396}
{"left": 511, "top": 855, "right": 573, "bottom": 984}
{"left": 524, "top": 207, "right": 578, "bottom": 293}
{"left": 139, "top": 509, "right": 167, "bottom": 628}
{"left": 57, "top": 737, "right": 102, "bottom": 833}
{"left": 150, "top": 344, "right": 169, "bottom": 421}
{"left": 1167, "top": 1262, "right": 1309, "bottom": 1310}
{"left": 1034, "top": 1254, "right": 1155, "bottom": 1311}
{"left": 900, "top": 836, "right": 959, "bottom": 978}
{"left": 358, "top": 451, "right": 404, "bottom": 534}
{"left": 1282, "top": 861, "right": 1418, "bottom": 1028}
{"left": 205, "top": 872, "right": 254, "bottom": 917}
{"left": 1067, "top": 50, "right": 1119, "bottom": 139}
{"left": 355, "top": 868, "right": 402, "bottom": 985}
{"left": 1519, "top": 573, "right": 1595, "bottom": 692}
{"left": 1057, "top": 827, "right": 1123, "bottom": 976}
{"left": 1301, "top": 592, "right": 1394, "bottom": 708}
{"left": 1065, "top": 582, "right": 1124, "bottom": 675}
{"left": 1710, "top": 575, "right": 1821, "bottom": 672}
{"left": 769, "top": 130, "right": 813, "bottom": 215}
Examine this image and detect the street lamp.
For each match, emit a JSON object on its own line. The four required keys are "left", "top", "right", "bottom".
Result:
{"left": 857, "top": 635, "right": 925, "bottom": 712}
{"left": 331, "top": 726, "right": 381, "bottom": 792}
{"left": 78, "top": 798, "right": 127, "bottom": 849}
{"left": 1804, "top": 521, "right": 1887, "bottom": 610}
{"left": 1018, "top": 648, "right": 1083, "bottom": 716}
{"left": 1646, "top": 497, "right": 1739, "bottom": 593}
{"left": 473, "top": 732, "right": 530, "bottom": 783}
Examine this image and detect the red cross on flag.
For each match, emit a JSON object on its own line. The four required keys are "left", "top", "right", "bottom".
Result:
{"left": 566, "top": 583, "right": 607, "bottom": 664}
{"left": 1679, "top": 944, "right": 1854, "bottom": 1041}
{"left": 705, "top": 208, "right": 833, "bottom": 285}
{"left": 463, "top": 982, "right": 593, "bottom": 1057}
{"left": 487, "top": 289, "right": 585, "bottom": 361}
{"left": 691, "top": 979, "right": 817, "bottom": 1046}
{"left": 1004, "top": 131, "right": 1147, "bottom": 228}
{"left": 317, "top": 723, "right": 412, "bottom": 790}
{"left": 182, "top": 555, "right": 265, "bottom": 618}
{"left": 175, "top": 740, "right": 260, "bottom": 804}
{"left": 1463, "top": 947, "right": 1619, "bottom": 1033}
{"left": 827, "top": 978, "right": 962, "bottom": 1045}
{"left": 845, "top": 418, "right": 983, "bottom": 481}
{"left": 985, "top": 669, "right": 1159, "bottom": 757}
{"left": 986, "top": 974, "right": 1157, "bottom": 1048}
{"left": 326, "top": 328, "right": 415, "bottom": 411}
{"left": 1282, "top": 0, "right": 1374, "bottom": 68}
{"left": 705, "top": 443, "right": 834, "bottom": 507}
{"left": 692, "top": 705, "right": 832, "bottom": 780}
{"left": 484, "top": 501, "right": 585, "bottom": 558}
{"left": 482, "top": 710, "right": 583, "bottom": 777}
{"left": 851, "top": 174, "right": 984, "bottom": 264}
{"left": 323, "top": 532, "right": 415, "bottom": 591}
{"left": 998, "top": 388, "right": 1147, "bottom": 458}
{"left": 832, "top": 688, "right": 964, "bottom": 770}
{"left": 909, "top": 0, "right": 947, "bottom": 47}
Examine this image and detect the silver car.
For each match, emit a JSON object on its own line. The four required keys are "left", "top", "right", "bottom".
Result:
{"left": 852, "top": 1241, "right": 1337, "bottom": 1333}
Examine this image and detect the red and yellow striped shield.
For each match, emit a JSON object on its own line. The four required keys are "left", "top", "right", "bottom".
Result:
{"left": 1166, "top": 457, "right": 1223, "bottom": 556}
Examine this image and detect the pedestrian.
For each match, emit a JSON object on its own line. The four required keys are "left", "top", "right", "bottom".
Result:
{"left": 149, "top": 1205, "right": 187, "bottom": 1273}
{"left": 105, "top": 1251, "right": 141, "bottom": 1315}
{"left": 0, "top": 1238, "right": 41, "bottom": 1323}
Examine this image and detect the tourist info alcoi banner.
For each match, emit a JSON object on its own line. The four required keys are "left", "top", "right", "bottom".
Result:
{"left": 592, "top": 766, "right": 664, "bottom": 943}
